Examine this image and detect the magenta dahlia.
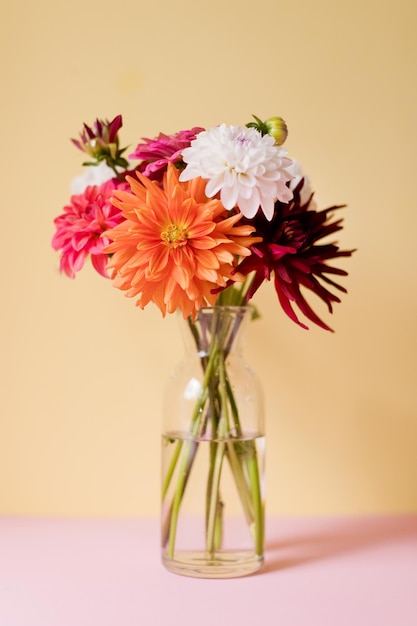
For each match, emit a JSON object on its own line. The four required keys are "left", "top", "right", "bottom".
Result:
{"left": 129, "top": 127, "right": 204, "bottom": 182}
{"left": 232, "top": 179, "right": 355, "bottom": 331}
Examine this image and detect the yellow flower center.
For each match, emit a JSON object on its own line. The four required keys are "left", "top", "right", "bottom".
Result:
{"left": 161, "top": 223, "right": 188, "bottom": 247}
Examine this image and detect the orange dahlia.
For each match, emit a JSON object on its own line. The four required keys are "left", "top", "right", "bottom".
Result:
{"left": 104, "top": 164, "right": 260, "bottom": 318}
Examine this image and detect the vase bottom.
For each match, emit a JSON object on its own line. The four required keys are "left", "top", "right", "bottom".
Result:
{"left": 162, "top": 551, "right": 264, "bottom": 579}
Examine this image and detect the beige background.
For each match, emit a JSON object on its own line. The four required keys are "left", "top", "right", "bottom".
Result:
{"left": 1, "top": 0, "right": 416, "bottom": 517}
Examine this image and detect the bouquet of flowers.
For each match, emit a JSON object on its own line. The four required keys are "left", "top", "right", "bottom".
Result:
{"left": 52, "top": 114, "right": 354, "bottom": 576}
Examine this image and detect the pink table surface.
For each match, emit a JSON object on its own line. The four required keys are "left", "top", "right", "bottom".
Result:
{"left": 0, "top": 515, "right": 416, "bottom": 626}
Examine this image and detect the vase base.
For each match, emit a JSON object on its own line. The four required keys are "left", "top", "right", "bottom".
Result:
{"left": 162, "top": 551, "right": 264, "bottom": 579}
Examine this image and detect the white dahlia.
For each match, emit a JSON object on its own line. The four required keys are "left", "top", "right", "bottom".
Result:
{"left": 179, "top": 124, "right": 294, "bottom": 220}
{"left": 286, "top": 159, "right": 316, "bottom": 206}
{"left": 70, "top": 161, "right": 117, "bottom": 195}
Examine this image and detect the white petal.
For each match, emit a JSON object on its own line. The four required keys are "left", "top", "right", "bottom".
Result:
{"left": 220, "top": 184, "right": 239, "bottom": 210}
{"left": 179, "top": 164, "right": 202, "bottom": 182}
{"left": 259, "top": 195, "right": 275, "bottom": 221}
{"left": 205, "top": 175, "right": 225, "bottom": 198}
{"left": 276, "top": 183, "right": 294, "bottom": 203}
{"left": 237, "top": 189, "right": 260, "bottom": 218}
{"left": 70, "top": 162, "right": 116, "bottom": 194}
{"left": 237, "top": 172, "right": 256, "bottom": 188}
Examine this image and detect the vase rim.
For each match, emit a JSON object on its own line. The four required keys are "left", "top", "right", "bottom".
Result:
{"left": 194, "top": 305, "right": 255, "bottom": 320}
{"left": 197, "top": 304, "right": 253, "bottom": 312}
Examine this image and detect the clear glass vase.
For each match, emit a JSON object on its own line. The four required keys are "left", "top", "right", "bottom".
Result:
{"left": 161, "top": 305, "right": 265, "bottom": 578}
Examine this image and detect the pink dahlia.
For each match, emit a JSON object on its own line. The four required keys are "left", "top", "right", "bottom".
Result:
{"left": 52, "top": 179, "right": 127, "bottom": 278}
{"left": 129, "top": 127, "right": 204, "bottom": 182}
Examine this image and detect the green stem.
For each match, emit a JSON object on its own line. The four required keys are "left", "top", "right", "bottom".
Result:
{"left": 161, "top": 438, "right": 197, "bottom": 549}
{"left": 166, "top": 337, "right": 220, "bottom": 558}
{"left": 205, "top": 351, "right": 229, "bottom": 557}
{"left": 205, "top": 437, "right": 226, "bottom": 558}
{"left": 162, "top": 439, "right": 182, "bottom": 500}
{"left": 225, "top": 377, "right": 242, "bottom": 436}
{"left": 166, "top": 439, "right": 196, "bottom": 558}
{"left": 223, "top": 359, "right": 264, "bottom": 554}
{"left": 109, "top": 162, "right": 124, "bottom": 181}
{"left": 245, "top": 442, "right": 264, "bottom": 555}
{"left": 225, "top": 442, "right": 254, "bottom": 524}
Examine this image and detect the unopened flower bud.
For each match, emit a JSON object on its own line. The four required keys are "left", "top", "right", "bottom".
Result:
{"left": 71, "top": 114, "right": 129, "bottom": 171}
{"left": 246, "top": 114, "right": 288, "bottom": 145}
{"left": 264, "top": 116, "right": 288, "bottom": 146}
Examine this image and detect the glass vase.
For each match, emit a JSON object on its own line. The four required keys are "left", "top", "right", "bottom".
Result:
{"left": 161, "top": 305, "right": 265, "bottom": 578}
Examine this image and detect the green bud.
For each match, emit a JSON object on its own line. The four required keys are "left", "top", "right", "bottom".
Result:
{"left": 246, "top": 115, "right": 288, "bottom": 145}
{"left": 264, "top": 116, "right": 288, "bottom": 146}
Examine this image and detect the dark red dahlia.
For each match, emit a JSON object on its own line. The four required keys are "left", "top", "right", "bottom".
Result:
{"left": 235, "top": 180, "right": 355, "bottom": 331}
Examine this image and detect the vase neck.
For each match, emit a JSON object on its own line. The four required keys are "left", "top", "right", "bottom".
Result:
{"left": 181, "top": 306, "right": 253, "bottom": 356}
